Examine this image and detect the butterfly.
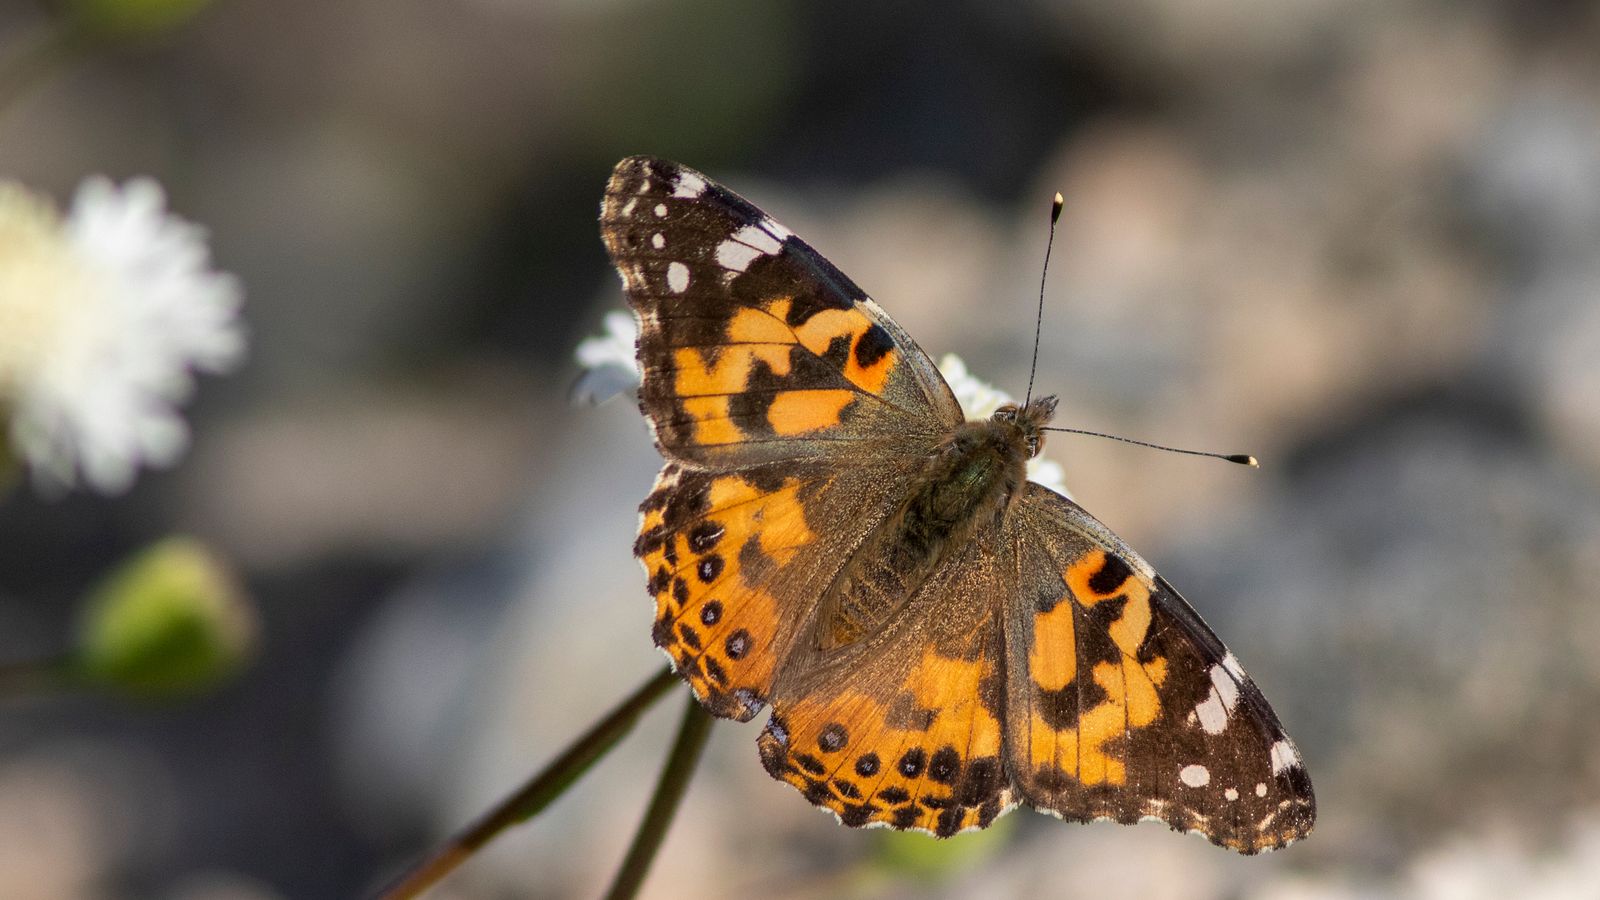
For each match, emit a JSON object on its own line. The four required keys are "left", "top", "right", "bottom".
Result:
{"left": 598, "top": 156, "right": 1315, "bottom": 852}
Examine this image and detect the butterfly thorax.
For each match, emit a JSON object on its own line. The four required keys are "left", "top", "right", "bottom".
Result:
{"left": 815, "top": 396, "right": 1058, "bottom": 650}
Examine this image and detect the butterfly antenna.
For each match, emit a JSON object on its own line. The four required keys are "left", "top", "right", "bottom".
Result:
{"left": 1024, "top": 192, "right": 1065, "bottom": 408}
{"left": 1026, "top": 195, "right": 1253, "bottom": 469}
{"left": 1040, "top": 426, "right": 1259, "bottom": 467}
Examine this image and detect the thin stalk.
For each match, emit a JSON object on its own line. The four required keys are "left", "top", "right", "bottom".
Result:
{"left": 374, "top": 666, "right": 680, "bottom": 900}
{"left": 602, "top": 694, "right": 714, "bottom": 900}
{"left": 0, "top": 427, "right": 19, "bottom": 499}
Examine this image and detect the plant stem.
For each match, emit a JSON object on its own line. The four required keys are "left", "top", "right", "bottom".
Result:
{"left": 0, "top": 427, "right": 20, "bottom": 500}
{"left": 374, "top": 666, "right": 680, "bottom": 900}
{"left": 602, "top": 693, "right": 714, "bottom": 900}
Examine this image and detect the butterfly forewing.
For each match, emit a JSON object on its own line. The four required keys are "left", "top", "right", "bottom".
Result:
{"left": 600, "top": 156, "right": 959, "bottom": 470}
{"left": 606, "top": 156, "right": 965, "bottom": 721}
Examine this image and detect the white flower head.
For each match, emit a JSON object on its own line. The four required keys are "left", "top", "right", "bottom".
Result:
{"left": 570, "top": 309, "right": 641, "bottom": 405}
{"left": 0, "top": 177, "right": 245, "bottom": 494}
{"left": 574, "top": 309, "right": 639, "bottom": 375}
{"left": 572, "top": 312, "right": 1068, "bottom": 496}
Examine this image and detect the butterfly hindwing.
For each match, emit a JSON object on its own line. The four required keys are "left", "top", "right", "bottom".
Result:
{"left": 1005, "top": 483, "right": 1316, "bottom": 853}
{"left": 636, "top": 459, "right": 909, "bottom": 721}
{"left": 756, "top": 538, "right": 1015, "bottom": 836}
{"left": 600, "top": 156, "right": 960, "bottom": 468}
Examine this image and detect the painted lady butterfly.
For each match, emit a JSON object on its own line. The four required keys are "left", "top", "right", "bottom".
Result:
{"left": 600, "top": 157, "right": 1314, "bottom": 852}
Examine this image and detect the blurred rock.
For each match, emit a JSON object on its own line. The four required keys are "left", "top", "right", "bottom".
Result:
{"left": 181, "top": 369, "right": 542, "bottom": 568}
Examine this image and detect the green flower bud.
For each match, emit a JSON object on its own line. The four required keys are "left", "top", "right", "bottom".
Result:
{"left": 73, "top": 537, "right": 255, "bottom": 698}
{"left": 63, "top": 0, "right": 217, "bottom": 40}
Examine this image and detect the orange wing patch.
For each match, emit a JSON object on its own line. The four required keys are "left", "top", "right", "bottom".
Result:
{"left": 767, "top": 390, "right": 856, "bottom": 435}
{"left": 659, "top": 297, "right": 899, "bottom": 446}
{"left": 637, "top": 465, "right": 820, "bottom": 720}
{"left": 757, "top": 632, "right": 1014, "bottom": 837}
{"left": 789, "top": 305, "right": 897, "bottom": 395}
{"left": 1017, "top": 548, "right": 1170, "bottom": 791}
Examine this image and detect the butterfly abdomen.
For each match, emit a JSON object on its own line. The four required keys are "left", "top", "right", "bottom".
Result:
{"left": 816, "top": 420, "right": 1029, "bottom": 649}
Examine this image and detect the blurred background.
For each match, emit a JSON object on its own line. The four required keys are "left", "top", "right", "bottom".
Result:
{"left": 3, "top": 0, "right": 1600, "bottom": 897}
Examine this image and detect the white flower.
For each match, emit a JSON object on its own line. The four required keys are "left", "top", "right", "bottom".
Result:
{"left": 573, "top": 312, "right": 1068, "bottom": 495}
{"left": 571, "top": 309, "right": 641, "bottom": 405}
{"left": 0, "top": 177, "right": 244, "bottom": 494}
{"left": 574, "top": 309, "right": 640, "bottom": 375}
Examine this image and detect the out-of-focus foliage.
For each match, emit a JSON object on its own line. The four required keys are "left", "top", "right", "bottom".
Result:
{"left": 72, "top": 537, "right": 254, "bottom": 697}
{"left": 63, "top": 0, "right": 217, "bottom": 40}
{"left": 869, "top": 817, "right": 1014, "bottom": 883}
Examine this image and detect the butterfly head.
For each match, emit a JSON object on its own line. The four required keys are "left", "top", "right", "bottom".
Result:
{"left": 992, "top": 395, "right": 1058, "bottom": 459}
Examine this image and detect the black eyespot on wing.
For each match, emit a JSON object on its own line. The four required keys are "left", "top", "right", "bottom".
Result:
{"left": 697, "top": 555, "right": 724, "bottom": 584}
{"left": 927, "top": 746, "right": 961, "bottom": 785}
{"left": 898, "top": 747, "right": 927, "bottom": 779}
{"left": 854, "top": 754, "right": 880, "bottom": 777}
{"left": 818, "top": 723, "right": 849, "bottom": 753}
{"left": 699, "top": 600, "right": 722, "bottom": 625}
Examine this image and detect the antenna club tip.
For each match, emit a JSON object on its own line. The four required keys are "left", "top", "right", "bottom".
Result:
{"left": 1226, "top": 454, "right": 1259, "bottom": 468}
{"left": 1050, "top": 192, "right": 1064, "bottom": 222}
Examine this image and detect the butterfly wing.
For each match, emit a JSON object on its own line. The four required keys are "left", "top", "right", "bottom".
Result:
{"left": 600, "top": 156, "right": 962, "bottom": 468}
{"left": 1004, "top": 482, "right": 1316, "bottom": 853}
{"left": 635, "top": 459, "right": 911, "bottom": 720}
{"left": 755, "top": 534, "right": 1017, "bottom": 836}
{"left": 605, "top": 157, "right": 965, "bottom": 721}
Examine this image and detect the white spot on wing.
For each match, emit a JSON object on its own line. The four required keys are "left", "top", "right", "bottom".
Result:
{"left": 1179, "top": 764, "right": 1210, "bottom": 788}
{"left": 1195, "top": 693, "right": 1227, "bottom": 734}
{"left": 621, "top": 198, "right": 637, "bottom": 217}
{"left": 716, "top": 240, "right": 763, "bottom": 273}
{"left": 1222, "top": 652, "right": 1246, "bottom": 682}
{"left": 667, "top": 262, "right": 690, "bottom": 293}
{"left": 1256, "top": 782, "right": 1268, "bottom": 797}
{"left": 715, "top": 224, "right": 784, "bottom": 273}
{"left": 651, "top": 233, "right": 665, "bottom": 249}
{"left": 1269, "top": 740, "right": 1301, "bottom": 775}
{"left": 1192, "top": 663, "right": 1238, "bottom": 735}
{"left": 654, "top": 203, "right": 668, "bottom": 218}
{"left": 1210, "top": 664, "right": 1240, "bottom": 709}
{"left": 1224, "top": 787, "right": 1239, "bottom": 801}
{"left": 735, "top": 223, "right": 783, "bottom": 255}
{"left": 672, "top": 171, "right": 706, "bottom": 198}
